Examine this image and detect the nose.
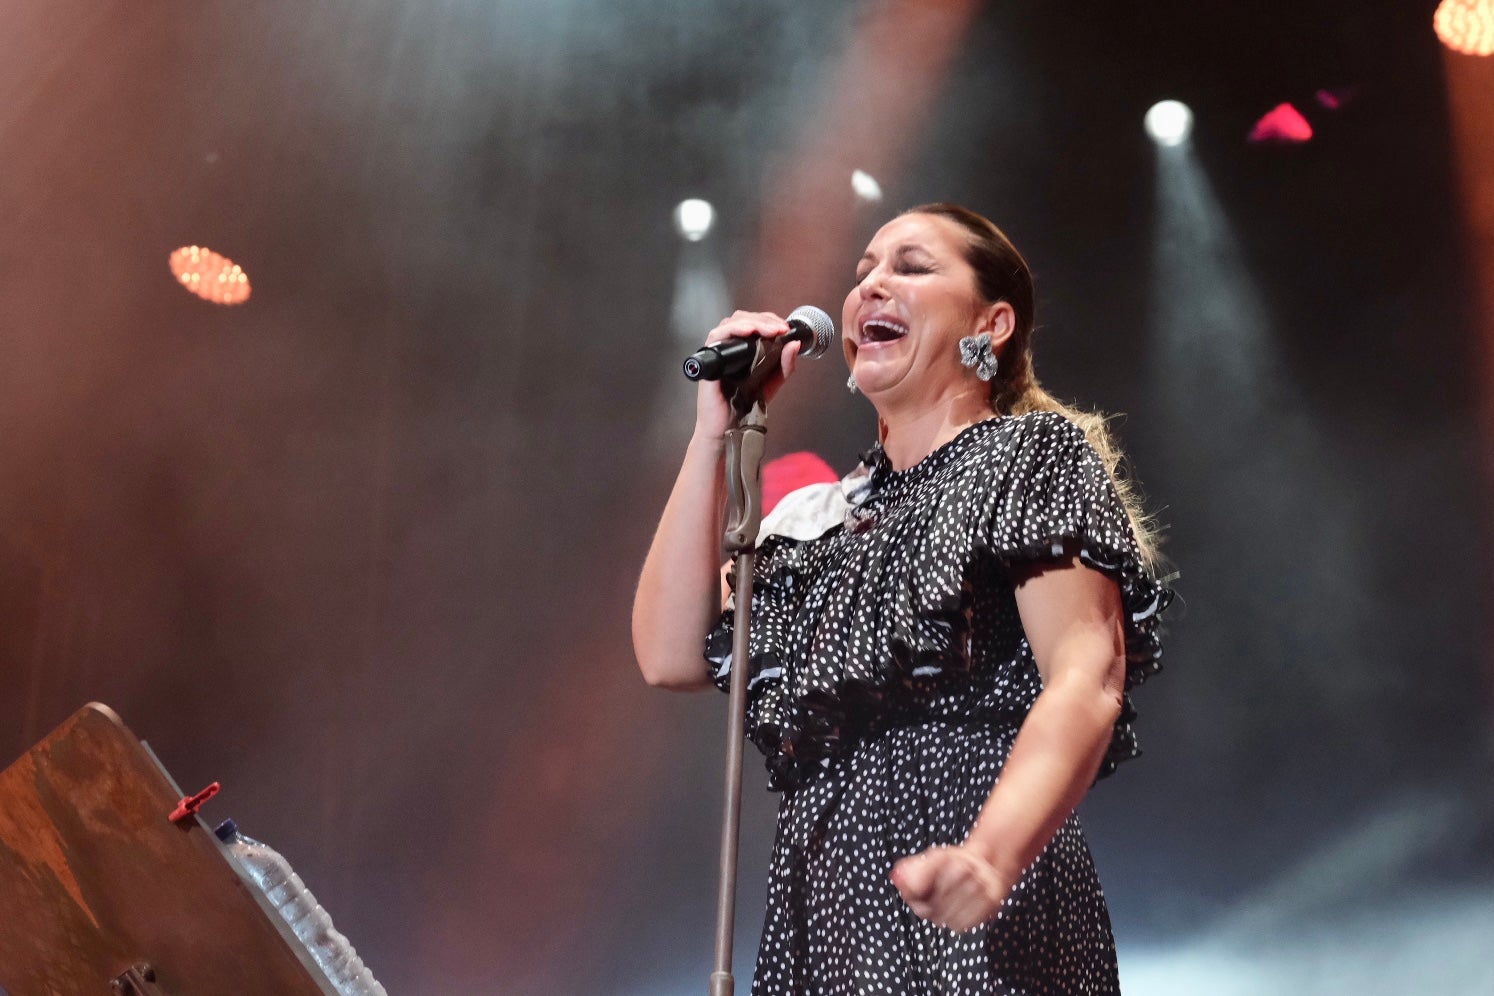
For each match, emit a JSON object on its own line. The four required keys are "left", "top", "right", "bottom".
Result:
{"left": 858, "top": 265, "right": 890, "bottom": 303}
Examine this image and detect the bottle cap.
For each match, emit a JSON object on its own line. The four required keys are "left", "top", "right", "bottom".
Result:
{"left": 213, "top": 818, "right": 239, "bottom": 842}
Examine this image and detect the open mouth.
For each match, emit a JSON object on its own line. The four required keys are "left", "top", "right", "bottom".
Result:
{"left": 860, "top": 318, "right": 908, "bottom": 344}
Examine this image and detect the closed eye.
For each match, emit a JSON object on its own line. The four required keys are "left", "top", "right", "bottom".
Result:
{"left": 853, "top": 261, "right": 933, "bottom": 286}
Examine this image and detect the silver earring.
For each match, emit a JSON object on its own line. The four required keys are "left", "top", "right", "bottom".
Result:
{"left": 846, "top": 374, "right": 859, "bottom": 394}
{"left": 958, "top": 332, "right": 999, "bottom": 382}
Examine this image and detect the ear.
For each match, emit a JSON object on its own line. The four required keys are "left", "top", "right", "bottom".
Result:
{"left": 978, "top": 301, "right": 1017, "bottom": 352}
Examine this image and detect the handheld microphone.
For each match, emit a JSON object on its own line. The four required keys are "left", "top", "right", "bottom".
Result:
{"left": 682, "top": 306, "right": 836, "bottom": 382}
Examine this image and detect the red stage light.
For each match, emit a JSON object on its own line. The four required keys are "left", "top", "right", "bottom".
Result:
{"left": 1436, "top": 0, "right": 1494, "bottom": 56}
{"left": 1249, "top": 103, "right": 1313, "bottom": 145}
{"left": 168, "top": 245, "right": 251, "bottom": 305}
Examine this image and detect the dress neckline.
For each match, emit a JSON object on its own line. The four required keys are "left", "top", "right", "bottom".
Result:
{"left": 862, "top": 416, "right": 1007, "bottom": 489}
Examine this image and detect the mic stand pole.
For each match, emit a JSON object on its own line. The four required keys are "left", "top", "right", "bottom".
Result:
{"left": 709, "top": 345, "right": 778, "bottom": 996}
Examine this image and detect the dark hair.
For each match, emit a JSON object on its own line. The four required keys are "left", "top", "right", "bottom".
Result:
{"left": 902, "top": 203, "right": 1041, "bottom": 417}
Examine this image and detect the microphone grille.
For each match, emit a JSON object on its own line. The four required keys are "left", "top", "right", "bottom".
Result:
{"left": 786, "top": 305, "right": 836, "bottom": 359}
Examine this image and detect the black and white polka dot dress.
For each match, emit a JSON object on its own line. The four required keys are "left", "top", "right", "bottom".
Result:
{"left": 704, "top": 412, "right": 1172, "bottom": 996}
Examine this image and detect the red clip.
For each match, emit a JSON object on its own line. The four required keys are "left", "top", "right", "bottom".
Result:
{"left": 169, "top": 782, "right": 221, "bottom": 825}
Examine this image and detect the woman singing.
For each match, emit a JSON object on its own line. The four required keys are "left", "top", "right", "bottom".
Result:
{"left": 632, "top": 203, "right": 1172, "bottom": 995}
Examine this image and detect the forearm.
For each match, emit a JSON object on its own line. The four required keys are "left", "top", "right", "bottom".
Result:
{"left": 963, "top": 661, "right": 1122, "bottom": 879}
{"left": 631, "top": 431, "right": 728, "bottom": 690}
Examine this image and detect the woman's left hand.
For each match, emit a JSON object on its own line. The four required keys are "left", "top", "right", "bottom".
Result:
{"left": 890, "top": 844, "right": 1018, "bottom": 932}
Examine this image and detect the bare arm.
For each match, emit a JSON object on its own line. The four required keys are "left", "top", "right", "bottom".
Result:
{"left": 892, "top": 553, "right": 1126, "bottom": 930}
{"left": 630, "top": 312, "right": 800, "bottom": 690}
{"left": 630, "top": 431, "right": 729, "bottom": 690}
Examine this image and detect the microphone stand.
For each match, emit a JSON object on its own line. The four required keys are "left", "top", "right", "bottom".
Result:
{"left": 708, "top": 342, "right": 780, "bottom": 996}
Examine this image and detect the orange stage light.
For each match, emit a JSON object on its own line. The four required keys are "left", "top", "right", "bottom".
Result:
{"left": 168, "top": 245, "right": 252, "bottom": 305}
{"left": 1436, "top": 0, "right": 1494, "bottom": 56}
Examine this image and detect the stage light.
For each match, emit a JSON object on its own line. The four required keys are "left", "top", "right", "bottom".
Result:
{"left": 1435, "top": 0, "right": 1494, "bottom": 56}
{"left": 1145, "top": 100, "right": 1194, "bottom": 147}
{"left": 673, "top": 199, "right": 715, "bottom": 241}
{"left": 1249, "top": 103, "right": 1313, "bottom": 145}
{"left": 851, "top": 169, "right": 883, "bottom": 202}
{"left": 168, "top": 245, "right": 251, "bottom": 305}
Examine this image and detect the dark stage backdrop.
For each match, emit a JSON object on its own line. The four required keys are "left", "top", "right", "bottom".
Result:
{"left": 1, "top": 2, "right": 1490, "bottom": 993}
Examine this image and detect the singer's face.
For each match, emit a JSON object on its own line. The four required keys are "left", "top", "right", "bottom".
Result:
{"left": 842, "top": 213, "right": 1001, "bottom": 403}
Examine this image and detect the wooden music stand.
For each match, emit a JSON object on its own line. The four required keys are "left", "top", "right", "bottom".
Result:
{"left": 0, "top": 703, "right": 335, "bottom": 995}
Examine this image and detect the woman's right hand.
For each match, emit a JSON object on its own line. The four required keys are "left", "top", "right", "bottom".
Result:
{"left": 694, "top": 311, "right": 805, "bottom": 440}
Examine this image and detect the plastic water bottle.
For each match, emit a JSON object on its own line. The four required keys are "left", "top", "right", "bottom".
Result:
{"left": 216, "top": 819, "right": 387, "bottom": 996}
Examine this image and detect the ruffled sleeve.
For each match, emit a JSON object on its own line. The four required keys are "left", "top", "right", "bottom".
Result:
{"left": 982, "top": 412, "right": 1173, "bottom": 776}
{"left": 702, "top": 480, "right": 839, "bottom": 692}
